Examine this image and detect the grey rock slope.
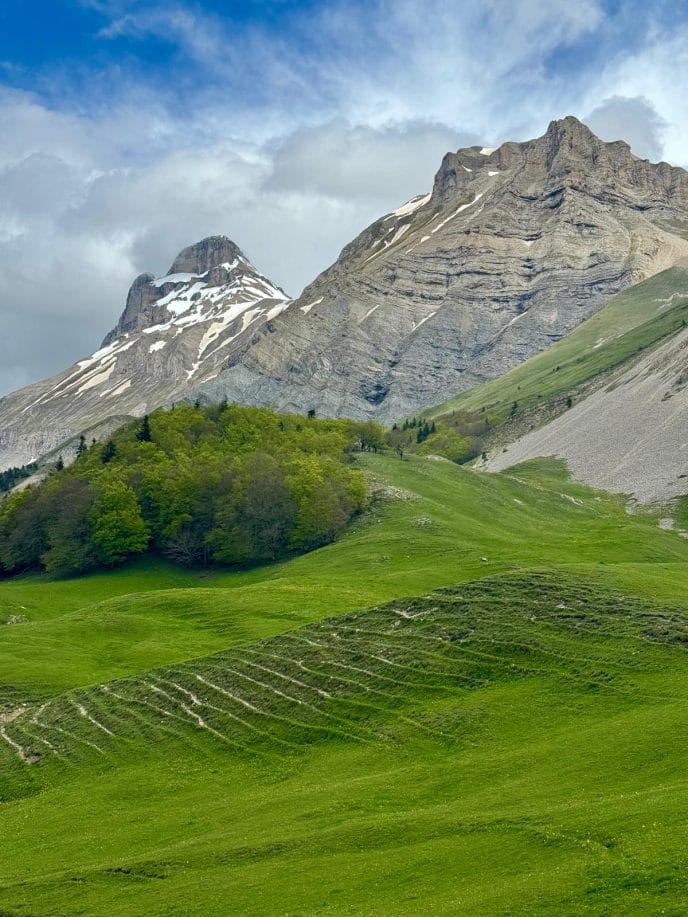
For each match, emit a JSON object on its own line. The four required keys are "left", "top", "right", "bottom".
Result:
{"left": 485, "top": 320, "right": 688, "bottom": 504}
{"left": 0, "top": 238, "right": 289, "bottom": 469}
{"left": 201, "top": 117, "right": 688, "bottom": 421}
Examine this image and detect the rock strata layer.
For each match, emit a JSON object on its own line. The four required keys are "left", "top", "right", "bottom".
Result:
{"left": 200, "top": 117, "right": 688, "bottom": 421}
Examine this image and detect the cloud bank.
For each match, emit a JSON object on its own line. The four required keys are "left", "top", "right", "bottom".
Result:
{"left": 0, "top": 0, "right": 686, "bottom": 395}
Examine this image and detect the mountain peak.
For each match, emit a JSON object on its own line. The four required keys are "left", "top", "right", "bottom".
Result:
{"left": 101, "top": 235, "right": 283, "bottom": 347}
{"left": 541, "top": 114, "right": 611, "bottom": 159}
{"left": 544, "top": 115, "right": 594, "bottom": 138}
{"left": 167, "top": 236, "right": 245, "bottom": 276}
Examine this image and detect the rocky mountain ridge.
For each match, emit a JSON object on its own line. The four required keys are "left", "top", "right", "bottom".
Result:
{"left": 2, "top": 115, "right": 688, "bottom": 471}
{"left": 199, "top": 116, "right": 688, "bottom": 421}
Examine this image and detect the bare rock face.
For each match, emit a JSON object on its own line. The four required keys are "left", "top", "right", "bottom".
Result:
{"left": 200, "top": 117, "right": 688, "bottom": 421}
{"left": 168, "top": 236, "right": 243, "bottom": 275}
{"left": 101, "top": 273, "right": 157, "bottom": 345}
{"left": 0, "top": 237, "right": 289, "bottom": 469}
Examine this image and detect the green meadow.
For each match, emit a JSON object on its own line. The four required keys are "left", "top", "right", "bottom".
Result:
{"left": 2, "top": 452, "right": 688, "bottom": 914}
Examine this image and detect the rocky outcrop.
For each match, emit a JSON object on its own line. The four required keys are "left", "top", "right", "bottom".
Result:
{"left": 102, "top": 272, "right": 158, "bottom": 345}
{"left": 199, "top": 117, "right": 688, "bottom": 421}
{"left": 168, "top": 236, "right": 243, "bottom": 275}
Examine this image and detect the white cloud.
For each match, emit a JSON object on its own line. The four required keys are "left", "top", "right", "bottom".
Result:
{"left": 584, "top": 96, "right": 667, "bottom": 161}
{"left": 580, "top": 24, "right": 688, "bottom": 166}
{"left": 0, "top": 0, "right": 687, "bottom": 396}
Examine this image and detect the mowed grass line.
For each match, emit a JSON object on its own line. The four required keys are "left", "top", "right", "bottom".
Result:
{"left": 2, "top": 574, "right": 688, "bottom": 914}
{"left": 3, "top": 452, "right": 688, "bottom": 702}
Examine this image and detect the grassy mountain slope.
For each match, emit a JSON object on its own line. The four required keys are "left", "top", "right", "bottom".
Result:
{"left": 3, "top": 453, "right": 687, "bottom": 703}
{"left": 3, "top": 572, "right": 688, "bottom": 914}
{"left": 422, "top": 267, "right": 688, "bottom": 449}
{"left": 2, "top": 454, "right": 688, "bottom": 913}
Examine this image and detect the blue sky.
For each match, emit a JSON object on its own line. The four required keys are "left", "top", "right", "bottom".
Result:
{"left": 1, "top": 0, "right": 687, "bottom": 393}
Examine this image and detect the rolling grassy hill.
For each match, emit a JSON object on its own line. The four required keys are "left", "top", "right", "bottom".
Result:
{"left": 2, "top": 452, "right": 688, "bottom": 914}
{"left": 3, "top": 453, "right": 687, "bottom": 701}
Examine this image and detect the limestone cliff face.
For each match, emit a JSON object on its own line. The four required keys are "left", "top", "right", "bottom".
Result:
{"left": 200, "top": 117, "right": 688, "bottom": 421}
{"left": 2, "top": 117, "right": 688, "bottom": 471}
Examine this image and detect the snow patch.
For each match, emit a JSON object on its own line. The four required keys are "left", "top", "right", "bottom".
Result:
{"left": 480, "top": 147, "right": 496, "bottom": 155}
{"left": 414, "top": 311, "right": 437, "bottom": 330}
{"left": 152, "top": 271, "right": 205, "bottom": 288}
{"left": 267, "top": 301, "right": 290, "bottom": 320}
{"left": 388, "top": 224, "right": 410, "bottom": 245}
{"left": 365, "top": 223, "right": 411, "bottom": 262}
{"left": 79, "top": 341, "right": 118, "bottom": 367}
{"left": 301, "top": 296, "right": 323, "bottom": 315}
{"left": 431, "top": 193, "right": 484, "bottom": 234}
{"left": 77, "top": 364, "right": 115, "bottom": 394}
{"left": 105, "top": 379, "right": 132, "bottom": 398}
{"left": 149, "top": 340, "right": 166, "bottom": 353}
{"left": 386, "top": 192, "right": 431, "bottom": 219}
{"left": 504, "top": 311, "right": 525, "bottom": 329}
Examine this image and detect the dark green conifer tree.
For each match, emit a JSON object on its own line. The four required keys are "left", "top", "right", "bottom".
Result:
{"left": 101, "top": 440, "right": 117, "bottom": 464}
{"left": 136, "top": 415, "right": 152, "bottom": 442}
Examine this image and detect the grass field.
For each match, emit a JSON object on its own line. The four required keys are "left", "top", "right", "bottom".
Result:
{"left": 2, "top": 452, "right": 688, "bottom": 914}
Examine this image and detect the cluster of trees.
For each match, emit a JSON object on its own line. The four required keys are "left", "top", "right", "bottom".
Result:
{"left": 0, "top": 463, "right": 37, "bottom": 493}
{"left": 393, "top": 417, "right": 437, "bottom": 444}
{"left": 388, "top": 408, "right": 501, "bottom": 464}
{"left": 434, "top": 409, "right": 497, "bottom": 462}
{"left": 0, "top": 405, "right": 373, "bottom": 578}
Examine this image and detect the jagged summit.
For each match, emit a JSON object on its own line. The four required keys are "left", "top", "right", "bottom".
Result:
{"left": 0, "top": 236, "right": 290, "bottom": 469}
{"left": 432, "top": 115, "right": 685, "bottom": 205}
{"left": 168, "top": 235, "right": 245, "bottom": 276}
{"left": 102, "top": 236, "right": 284, "bottom": 346}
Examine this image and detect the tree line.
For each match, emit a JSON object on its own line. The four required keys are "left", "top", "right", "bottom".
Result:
{"left": 0, "top": 405, "right": 376, "bottom": 578}
{"left": 0, "top": 463, "right": 37, "bottom": 493}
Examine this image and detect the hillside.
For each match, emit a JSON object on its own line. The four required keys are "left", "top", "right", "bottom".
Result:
{"left": 429, "top": 266, "right": 688, "bottom": 421}
{"left": 3, "top": 454, "right": 688, "bottom": 912}
{"left": 466, "top": 268, "right": 688, "bottom": 502}
{"left": 4, "top": 451, "right": 688, "bottom": 700}
{"left": 412, "top": 267, "right": 688, "bottom": 477}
